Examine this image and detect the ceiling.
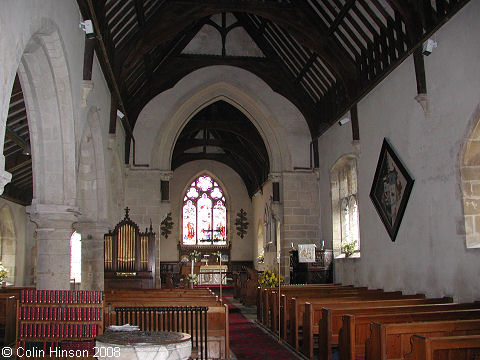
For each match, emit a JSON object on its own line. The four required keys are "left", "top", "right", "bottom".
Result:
{"left": 172, "top": 100, "right": 270, "bottom": 195}
{"left": 2, "top": 0, "right": 470, "bottom": 204}
{"left": 3, "top": 75, "right": 32, "bottom": 205}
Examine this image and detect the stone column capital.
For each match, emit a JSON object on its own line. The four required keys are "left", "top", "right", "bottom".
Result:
{"left": 159, "top": 170, "right": 174, "bottom": 181}
{"left": 27, "top": 203, "right": 80, "bottom": 228}
{"left": 73, "top": 221, "right": 110, "bottom": 237}
{"left": 268, "top": 172, "right": 282, "bottom": 182}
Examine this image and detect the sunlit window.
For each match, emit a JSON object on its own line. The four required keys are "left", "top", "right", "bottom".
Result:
{"left": 331, "top": 156, "right": 360, "bottom": 256}
{"left": 70, "top": 231, "right": 81, "bottom": 283}
{"left": 182, "top": 175, "right": 227, "bottom": 245}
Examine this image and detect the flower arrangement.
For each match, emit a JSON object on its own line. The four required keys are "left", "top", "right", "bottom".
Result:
{"left": 183, "top": 274, "right": 198, "bottom": 283}
{"left": 258, "top": 269, "right": 283, "bottom": 288}
{"left": 257, "top": 254, "right": 264, "bottom": 264}
{"left": 341, "top": 240, "right": 357, "bottom": 257}
{"left": 212, "top": 251, "right": 222, "bottom": 261}
{"left": 189, "top": 250, "right": 201, "bottom": 261}
{"left": 0, "top": 262, "right": 8, "bottom": 282}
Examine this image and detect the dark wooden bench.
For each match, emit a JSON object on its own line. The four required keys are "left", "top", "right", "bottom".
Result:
{"left": 299, "top": 297, "right": 454, "bottom": 358}
{"left": 365, "top": 319, "right": 480, "bottom": 360}
{"left": 257, "top": 284, "right": 351, "bottom": 323}
{"left": 404, "top": 334, "right": 480, "bottom": 360}
{"left": 315, "top": 299, "right": 480, "bottom": 359}
{"left": 104, "top": 289, "right": 228, "bottom": 360}
{"left": 0, "top": 296, "right": 16, "bottom": 346}
{"left": 338, "top": 309, "right": 480, "bottom": 360}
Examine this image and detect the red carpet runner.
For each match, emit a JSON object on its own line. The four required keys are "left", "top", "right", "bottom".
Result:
{"left": 225, "top": 296, "right": 300, "bottom": 360}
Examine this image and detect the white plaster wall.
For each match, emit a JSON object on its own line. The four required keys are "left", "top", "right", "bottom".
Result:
{"left": 133, "top": 66, "right": 311, "bottom": 171}
{"left": 318, "top": 1, "right": 480, "bottom": 302}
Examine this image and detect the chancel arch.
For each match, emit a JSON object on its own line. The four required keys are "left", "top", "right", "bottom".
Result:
{"left": 141, "top": 66, "right": 312, "bottom": 172}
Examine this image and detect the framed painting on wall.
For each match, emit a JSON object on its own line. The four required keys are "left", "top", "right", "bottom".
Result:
{"left": 370, "top": 138, "right": 414, "bottom": 241}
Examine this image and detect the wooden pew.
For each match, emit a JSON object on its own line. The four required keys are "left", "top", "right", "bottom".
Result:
{"left": 291, "top": 294, "right": 435, "bottom": 352}
{"left": 264, "top": 286, "right": 388, "bottom": 329}
{"left": 338, "top": 309, "right": 480, "bottom": 360}
{"left": 104, "top": 289, "right": 228, "bottom": 360}
{"left": 280, "top": 292, "right": 414, "bottom": 341}
{"left": 0, "top": 296, "right": 16, "bottom": 346}
{"left": 300, "top": 297, "right": 456, "bottom": 359}
{"left": 404, "top": 334, "right": 480, "bottom": 360}
{"left": 365, "top": 319, "right": 480, "bottom": 360}
{"left": 315, "top": 299, "right": 480, "bottom": 359}
{"left": 257, "top": 284, "right": 351, "bottom": 323}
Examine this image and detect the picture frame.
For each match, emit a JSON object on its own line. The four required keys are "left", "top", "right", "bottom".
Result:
{"left": 370, "top": 138, "right": 414, "bottom": 241}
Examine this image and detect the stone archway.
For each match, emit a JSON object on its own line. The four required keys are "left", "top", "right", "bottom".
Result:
{"left": 17, "top": 22, "right": 76, "bottom": 206}
{"left": 77, "top": 108, "right": 108, "bottom": 223}
{"left": 15, "top": 21, "right": 78, "bottom": 289}
{"left": 460, "top": 107, "right": 480, "bottom": 248}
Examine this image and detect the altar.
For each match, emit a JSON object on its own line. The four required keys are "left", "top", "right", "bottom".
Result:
{"left": 198, "top": 265, "right": 228, "bottom": 285}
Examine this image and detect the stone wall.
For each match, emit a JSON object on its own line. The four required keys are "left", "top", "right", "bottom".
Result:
{"left": 317, "top": 1, "right": 480, "bottom": 302}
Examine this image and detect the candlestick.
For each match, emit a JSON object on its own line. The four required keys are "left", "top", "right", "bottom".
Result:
{"left": 191, "top": 258, "right": 194, "bottom": 277}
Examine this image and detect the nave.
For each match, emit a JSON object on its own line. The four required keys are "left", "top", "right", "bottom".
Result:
{"left": 2, "top": 283, "right": 480, "bottom": 360}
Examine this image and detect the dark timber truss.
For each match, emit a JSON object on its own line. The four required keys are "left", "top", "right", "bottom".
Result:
{"left": 73, "top": 0, "right": 469, "bottom": 197}
{"left": 3, "top": 0, "right": 470, "bottom": 204}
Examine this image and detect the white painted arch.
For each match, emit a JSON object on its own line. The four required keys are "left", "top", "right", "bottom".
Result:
{"left": 134, "top": 66, "right": 311, "bottom": 172}
{"left": 151, "top": 81, "right": 290, "bottom": 172}
{"left": 17, "top": 19, "right": 76, "bottom": 206}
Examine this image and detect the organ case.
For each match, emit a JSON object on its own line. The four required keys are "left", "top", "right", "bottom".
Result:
{"left": 104, "top": 208, "right": 156, "bottom": 288}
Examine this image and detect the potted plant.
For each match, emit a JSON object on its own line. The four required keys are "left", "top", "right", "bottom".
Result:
{"left": 183, "top": 274, "right": 198, "bottom": 289}
{"left": 341, "top": 240, "right": 357, "bottom": 257}
{"left": 0, "top": 262, "right": 8, "bottom": 287}
{"left": 258, "top": 269, "right": 283, "bottom": 288}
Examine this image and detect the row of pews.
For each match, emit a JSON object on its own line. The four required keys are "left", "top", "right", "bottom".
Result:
{"left": 0, "top": 287, "right": 228, "bottom": 360}
{"left": 104, "top": 288, "right": 228, "bottom": 360}
{"left": 257, "top": 284, "right": 480, "bottom": 360}
{"left": 232, "top": 266, "right": 259, "bottom": 305}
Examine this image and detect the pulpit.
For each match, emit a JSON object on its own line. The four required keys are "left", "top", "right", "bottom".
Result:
{"left": 104, "top": 208, "right": 156, "bottom": 289}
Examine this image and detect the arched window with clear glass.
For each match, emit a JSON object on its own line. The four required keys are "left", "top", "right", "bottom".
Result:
{"left": 182, "top": 175, "right": 227, "bottom": 246}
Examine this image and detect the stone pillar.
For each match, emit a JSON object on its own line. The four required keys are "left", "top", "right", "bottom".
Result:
{"left": 0, "top": 154, "right": 12, "bottom": 195}
{"left": 158, "top": 170, "right": 173, "bottom": 287}
{"left": 74, "top": 221, "right": 109, "bottom": 290}
{"left": 27, "top": 204, "right": 79, "bottom": 290}
{"left": 268, "top": 172, "right": 290, "bottom": 281}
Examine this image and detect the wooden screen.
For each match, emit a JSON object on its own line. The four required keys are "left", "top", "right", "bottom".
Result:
{"left": 104, "top": 207, "right": 156, "bottom": 288}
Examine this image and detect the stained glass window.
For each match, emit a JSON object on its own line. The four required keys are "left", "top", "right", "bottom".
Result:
{"left": 182, "top": 175, "right": 227, "bottom": 245}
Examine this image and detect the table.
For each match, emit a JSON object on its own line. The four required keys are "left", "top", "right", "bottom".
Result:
{"left": 198, "top": 265, "right": 228, "bottom": 285}
{"left": 95, "top": 331, "right": 191, "bottom": 360}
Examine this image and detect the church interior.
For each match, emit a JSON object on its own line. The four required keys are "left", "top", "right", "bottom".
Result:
{"left": 1, "top": 0, "right": 480, "bottom": 359}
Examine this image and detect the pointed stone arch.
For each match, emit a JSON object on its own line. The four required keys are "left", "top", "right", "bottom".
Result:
{"left": 17, "top": 20, "right": 76, "bottom": 206}
{"left": 0, "top": 205, "right": 16, "bottom": 284}
{"left": 460, "top": 105, "right": 480, "bottom": 248}
{"left": 109, "top": 151, "right": 125, "bottom": 223}
{"left": 77, "top": 107, "right": 108, "bottom": 222}
{"left": 151, "top": 80, "right": 291, "bottom": 173}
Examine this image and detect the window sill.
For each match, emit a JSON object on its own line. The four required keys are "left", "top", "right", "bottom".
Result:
{"left": 335, "top": 252, "right": 361, "bottom": 260}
